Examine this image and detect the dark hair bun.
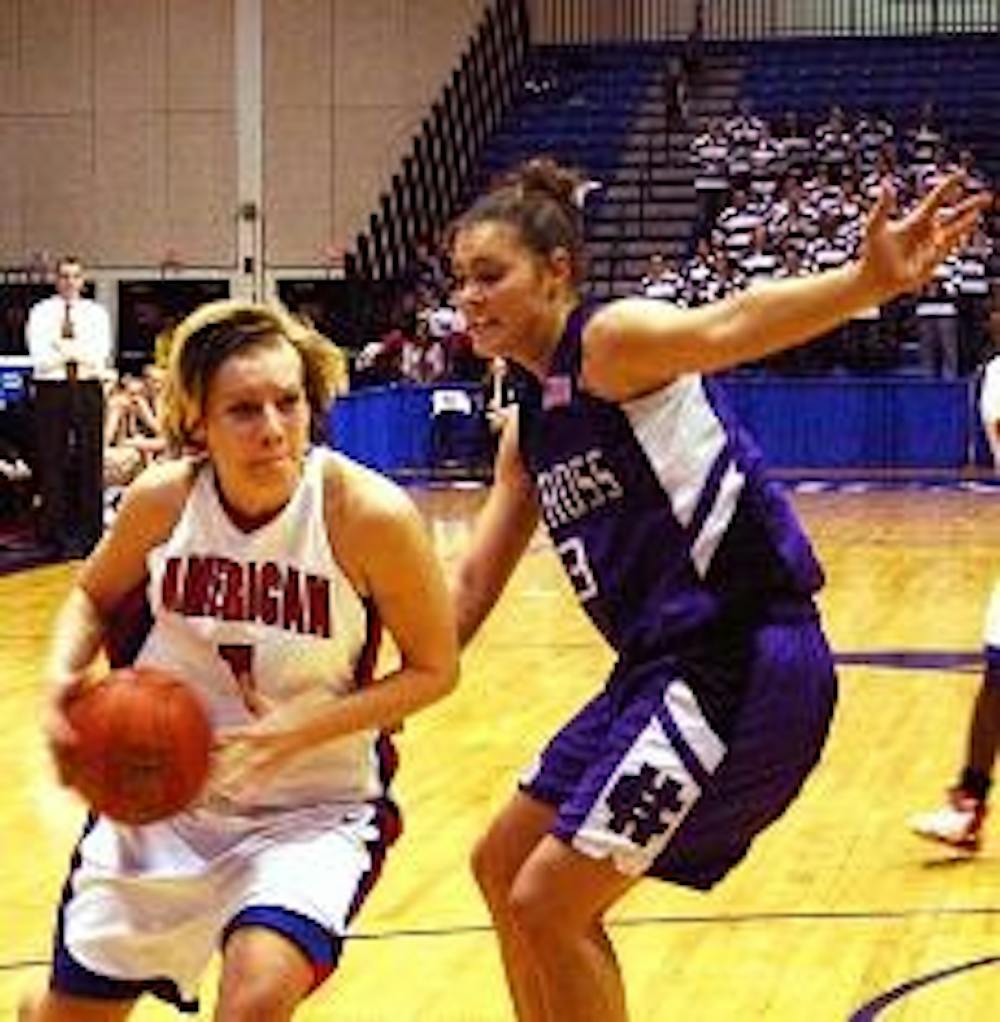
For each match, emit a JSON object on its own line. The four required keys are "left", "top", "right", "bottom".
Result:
{"left": 455, "top": 156, "right": 588, "bottom": 284}
{"left": 511, "top": 157, "right": 583, "bottom": 212}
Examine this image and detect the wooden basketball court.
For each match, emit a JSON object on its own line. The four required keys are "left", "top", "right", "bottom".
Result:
{"left": 0, "top": 485, "right": 997, "bottom": 1020}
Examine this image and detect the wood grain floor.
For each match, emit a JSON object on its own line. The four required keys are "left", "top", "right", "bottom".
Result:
{"left": 0, "top": 486, "right": 997, "bottom": 1021}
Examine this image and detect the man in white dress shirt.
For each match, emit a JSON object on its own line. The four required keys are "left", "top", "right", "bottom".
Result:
{"left": 26, "top": 256, "right": 111, "bottom": 557}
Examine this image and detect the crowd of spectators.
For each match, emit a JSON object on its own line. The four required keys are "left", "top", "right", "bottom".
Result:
{"left": 635, "top": 100, "right": 995, "bottom": 374}
{"left": 351, "top": 235, "right": 485, "bottom": 390}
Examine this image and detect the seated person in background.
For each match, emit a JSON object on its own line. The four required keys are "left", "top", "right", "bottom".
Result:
{"left": 104, "top": 374, "right": 166, "bottom": 487}
{"left": 640, "top": 253, "right": 686, "bottom": 303}
{"left": 401, "top": 318, "right": 448, "bottom": 384}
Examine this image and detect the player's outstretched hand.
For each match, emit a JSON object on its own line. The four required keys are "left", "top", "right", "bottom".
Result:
{"left": 859, "top": 172, "right": 991, "bottom": 302}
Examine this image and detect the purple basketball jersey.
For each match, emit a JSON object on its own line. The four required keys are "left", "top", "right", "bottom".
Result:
{"left": 514, "top": 303, "right": 825, "bottom": 728}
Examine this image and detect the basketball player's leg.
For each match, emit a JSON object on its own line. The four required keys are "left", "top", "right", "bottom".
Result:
{"left": 18, "top": 987, "right": 136, "bottom": 1022}
{"left": 507, "top": 836, "right": 636, "bottom": 1022}
{"left": 213, "top": 804, "right": 400, "bottom": 1020}
{"left": 471, "top": 791, "right": 557, "bottom": 1021}
{"left": 964, "top": 663, "right": 1000, "bottom": 786}
{"left": 475, "top": 685, "right": 621, "bottom": 1020}
{"left": 911, "top": 585, "right": 1000, "bottom": 849}
{"left": 966, "top": 585, "right": 1000, "bottom": 787}
{"left": 215, "top": 926, "right": 314, "bottom": 1022}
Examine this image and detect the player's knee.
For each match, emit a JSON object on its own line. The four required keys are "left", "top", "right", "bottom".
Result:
{"left": 216, "top": 981, "right": 294, "bottom": 1021}
{"left": 470, "top": 831, "right": 506, "bottom": 898}
{"left": 507, "top": 873, "right": 562, "bottom": 945}
{"left": 216, "top": 971, "right": 301, "bottom": 1022}
{"left": 471, "top": 823, "right": 529, "bottom": 898}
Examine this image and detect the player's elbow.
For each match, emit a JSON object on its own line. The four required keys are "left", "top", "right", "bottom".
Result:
{"left": 417, "top": 653, "right": 460, "bottom": 706}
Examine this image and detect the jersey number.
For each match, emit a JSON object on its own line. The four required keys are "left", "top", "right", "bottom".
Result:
{"left": 218, "top": 643, "right": 265, "bottom": 716}
{"left": 556, "top": 536, "right": 598, "bottom": 602}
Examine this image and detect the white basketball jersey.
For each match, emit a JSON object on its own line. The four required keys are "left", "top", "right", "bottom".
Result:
{"left": 137, "top": 446, "right": 385, "bottom": 812}
{"left": 981, "top": 354, "right": 1000, "bottom": 469}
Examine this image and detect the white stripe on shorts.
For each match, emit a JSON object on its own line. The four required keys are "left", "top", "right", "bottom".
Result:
{"left": 572, "top": 681, "right": 725, "bottom": 877}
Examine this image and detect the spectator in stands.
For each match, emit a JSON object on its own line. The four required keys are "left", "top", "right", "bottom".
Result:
{"left": 805, "top": 165, "right": 846, "bottom": 220}
{"left": 915, "top": 258, "right": 962, "bottom": 378}
{"left": 714, "top": 188, "right": 764, "bottom": 264}
{"left": 411, "top": 235, "right": 451, "bottom": 307}
{"left": 956, "top": 227, "right": 994, "bottom": 371}
{"left": 640, "top": 254, "right": 685, "bottom": 303}
{"left": 775, "top": 111, "right": 811, "bottom": 175}
{"left": 839, "top": 166, "right": 865, "bottom": 222}
{"left": 353, "top": 327, "right": 407, "bottom": 387}
{"left": 449, "top": 156, "right": 987, "bottom": 1022}
{"left": 909, "top": 336, "right": 1000, "bottom": 852}
{"left": 907, "top": 100, "right": 944, "bottom": 168}
{"left": 804, "top": 216, "right": 856, "bottom": 370}
{"left": 26, "top": 255, "right": 111, "bottom": 558}
{"left": 912, "top": 143, "right": 958, "bottom": 195}
{"left": 770, "top": 178, "right": 819, "bottom": 256}
{"left": 806, "top": 213, "right": 853, "bottom": 272}
{"left": 854, "top": 110, "right": 895, "bottom": 171}
{"left": 740, "top": 225, "right": 780, "bottom": 287}
{"left": 402, "top": 316, "right": 448, "bottom": 384}
{"left": 814, "top": 105, "right": 855, "bottom": 175}
{"left": 862, "top": 150, "right": 907, "bottom": 206}
{"left": 104, "top": 373, "right": 166, "bottom": 488}
{"left": 766, "top": 247, "right": 821, "bottom": 375}
{"left": 681, "top": 237, "right": 716, "bottom": 306}
{"left": 724, "top": 97, "right": 766, "bottom": 148}
{"left": 748, "top": 125, "right": 786, "bottom": 201}
{"left": 957, "top": 148, "right": 990, "bottom": 194}
{"left": 690, "top": 118, "right": 730, "bottom": 235}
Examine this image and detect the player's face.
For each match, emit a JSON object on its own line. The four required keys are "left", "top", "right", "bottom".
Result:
{"left": 199, "top": 338, "right": 311, "bottom": 517}
{"left": 452, "top": 221, "right": 570, "bottom": 367}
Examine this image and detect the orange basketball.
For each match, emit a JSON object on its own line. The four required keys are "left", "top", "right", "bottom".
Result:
{"left": 65, "top": 667, "right": 213, "bottom": 825}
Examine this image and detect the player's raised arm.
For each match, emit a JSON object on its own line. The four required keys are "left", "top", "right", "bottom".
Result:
{"left": 581, "top": 173, "right": 991, "bottom": 402}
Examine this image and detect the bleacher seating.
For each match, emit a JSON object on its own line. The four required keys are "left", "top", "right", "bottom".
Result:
{"left": 466, "top": 33, "right": 997, "bottom": 366}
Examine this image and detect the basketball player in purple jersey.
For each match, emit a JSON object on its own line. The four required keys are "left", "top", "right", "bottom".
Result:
{"left": 449, "top": 159, "right": 988, "bottom": 1021}
{"left": 22, "top": 301, "right": 458, "bottom": 1021}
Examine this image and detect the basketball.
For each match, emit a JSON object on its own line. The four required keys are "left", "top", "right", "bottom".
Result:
{"left": 64, "top": 667, "right": 213, "bottom": 825}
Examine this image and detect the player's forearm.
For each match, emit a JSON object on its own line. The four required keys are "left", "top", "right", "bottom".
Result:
{"left": 46, "top": 588, "right": 106, "bottom": 690}
{"left": 701, "top": 261, "right": 884, "bottom": 369}
{"left": 264, "top": 661, "right": 459, "bottom": 748}
{"left": 29, "top": 340, "right": 67, "bottom": 377}
{"left": 452, "top": 568, "right": 505, "bottom": 647}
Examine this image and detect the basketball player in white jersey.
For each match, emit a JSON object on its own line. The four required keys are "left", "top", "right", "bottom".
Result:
{"left": 21, "top": 301, "right": 458, "bottom": 1020}
{"left": 909, "top": 343, "right": 1000, "bottom": 851}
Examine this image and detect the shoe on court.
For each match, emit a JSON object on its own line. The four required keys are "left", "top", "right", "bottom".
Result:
{"left": 908, "top": 789, "right": 987, "bottom": 852}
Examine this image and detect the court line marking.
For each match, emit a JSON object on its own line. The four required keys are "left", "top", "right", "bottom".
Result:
{"left": 3, "top": 903, "right": 998, "bottom": 970}
{"left": 848, "top": 955, "right": 1000, "bottom": 1021}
